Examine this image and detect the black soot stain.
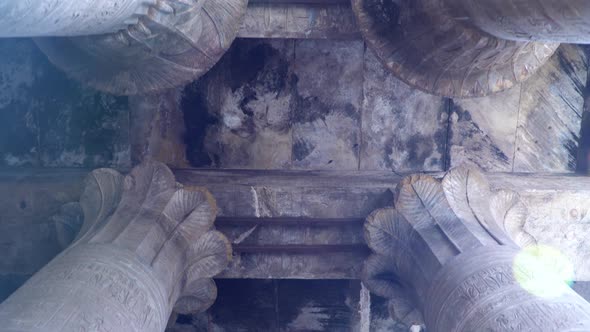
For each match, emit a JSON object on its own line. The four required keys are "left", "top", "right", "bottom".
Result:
{"left": 451, "top": 103, "right": 510, "bottom": 164}
{"left": 182, "top": 80, "right": 219, "bottom": 167}
{"left": 557, "top": 48, "right": 585, "bottom": 97}
{"left": 362, "top": 0, "right": 400, "bottom": 32}
{"left": 229, "top": 41, "right": 290, "bottom": 96}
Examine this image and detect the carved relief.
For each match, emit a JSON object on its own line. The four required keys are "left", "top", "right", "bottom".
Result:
{"left": 0, "top": 161, "right": 230, "bottom": 332}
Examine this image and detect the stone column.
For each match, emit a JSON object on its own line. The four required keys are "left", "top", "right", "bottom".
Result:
{"left": 0, "top": 0, "right": 247, "bottom": 95}
{"left": 0, "top": 0, "right": 155, "bottom": 37}
{"left": 363, "top": 166, "right": 590, "bottom": 331}
{"left": 0, "top": 161, "right": 231, "bottom": 332}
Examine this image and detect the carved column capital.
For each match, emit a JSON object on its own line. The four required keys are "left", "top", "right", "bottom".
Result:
{"left": 363, "top": 165, "right": 590, "bottom": 331}
{"left": 351, "top": 0, "right": 558, "bottom": 97}
{"left": 0, "top": 161, "right": 230, "bottom": 331}
{"left": 34, "top": 0, "right": 248, "bottom": 95}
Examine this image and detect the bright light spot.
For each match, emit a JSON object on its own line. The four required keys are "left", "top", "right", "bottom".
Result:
{"left": 513, "top": 245, "right": 574, "bottom": 298}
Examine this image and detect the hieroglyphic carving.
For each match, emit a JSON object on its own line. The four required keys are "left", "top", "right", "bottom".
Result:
{"left": 363, "top": 165, "right": 590, "bottom": 331}
{"left": 0, "top": 161, "right": 231, "bottom": 332}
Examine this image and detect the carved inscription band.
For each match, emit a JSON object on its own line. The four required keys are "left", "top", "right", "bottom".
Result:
{"left": 425, "top": 246, "right": 590, "bottom": 332}
{"left": 0, "top": 245, "right": 168, "bottom": 332}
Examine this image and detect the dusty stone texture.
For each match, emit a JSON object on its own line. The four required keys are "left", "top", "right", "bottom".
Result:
{"left": 185, "top": 39, "right": 295, "bottom": 169}
{"left": 514, "top": 44, "right": 588, "bottom": 172}
{"left": 449, "top": 86, "right": 521, "bottom": 172}
{"left": 291, "top": 40, "right": 363, "bottom": 170}
{"left": 182, "top": 39, "right": 365, "bottom": 170}
{"left": 0, "top": 39, "right": 130, "bottom": 168}
{"left": 167, "top": 279, "right": 363, "bottom": 332}
{"left": 360, "top": 51, "right": 448, "bottom": 172}
{"left": 239, "top": 4, "right": 360, "bottom": 39}
{"left": 448, "top": 45, "right": 588, "bottom": 173}
{"left": 218, "top": 222, "right": 363, "bottom": 246}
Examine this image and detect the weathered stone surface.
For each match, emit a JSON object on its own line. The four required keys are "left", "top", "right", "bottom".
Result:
{"left": 181, "top": 39, "right": 366, "bottom": 170}
{"left": 448, "top": 45, "right": 588, "bottom": 173}
{"left": 292, "top": 40, "right": 363, "bottom": 169}
{"left": 186, "top": 39, "right": 295, "bottom": 169}
{"left": 238, "top": 4, "right": 360, "bottom": 39}
{"left": 220, "top": 251, "right": 367, "bottom": 279}
{"left": 0, "top": 39, "right": 130, "bottom": 168}
{"left": 218, "top": 220, "right": 363, "bottom": 246}
{"left": 514, "top": 45, "right": 588, "bottom": 172}
{"left": 138, "top": 39, "right": 590, "bottom": 175}
{"left": 449, "top": 86, "right": 521, "bottom": 172}
{"left": 361, "top": 51, "right": 448, "bottom": 172}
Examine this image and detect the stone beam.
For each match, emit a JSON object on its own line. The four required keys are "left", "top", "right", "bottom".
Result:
{"left": 2, "top": 168, "right": 590, "bottom": 279}
{"left": 363, "top": 165, "right": 590, "bottom": 331}
{"left": 0, "top": 161, "right": 231, "bottom": 331}
{"left": 237, "top": 3, "right": 360, "bottom": 39}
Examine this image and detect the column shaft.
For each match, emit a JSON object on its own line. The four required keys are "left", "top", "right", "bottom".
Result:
{"left": 0, "top": 245, "right": 169, "bottom": 332}
{"left": 426, "top": 246, "right": 590, "bottom": 331}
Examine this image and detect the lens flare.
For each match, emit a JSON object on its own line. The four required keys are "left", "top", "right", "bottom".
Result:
{"left": 513, "top": 245, "right": 574, "bottom": 298}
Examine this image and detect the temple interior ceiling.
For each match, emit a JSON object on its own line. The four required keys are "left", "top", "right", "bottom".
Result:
{"left": 2, "top": 1, "right": 590, "bottom": 330}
